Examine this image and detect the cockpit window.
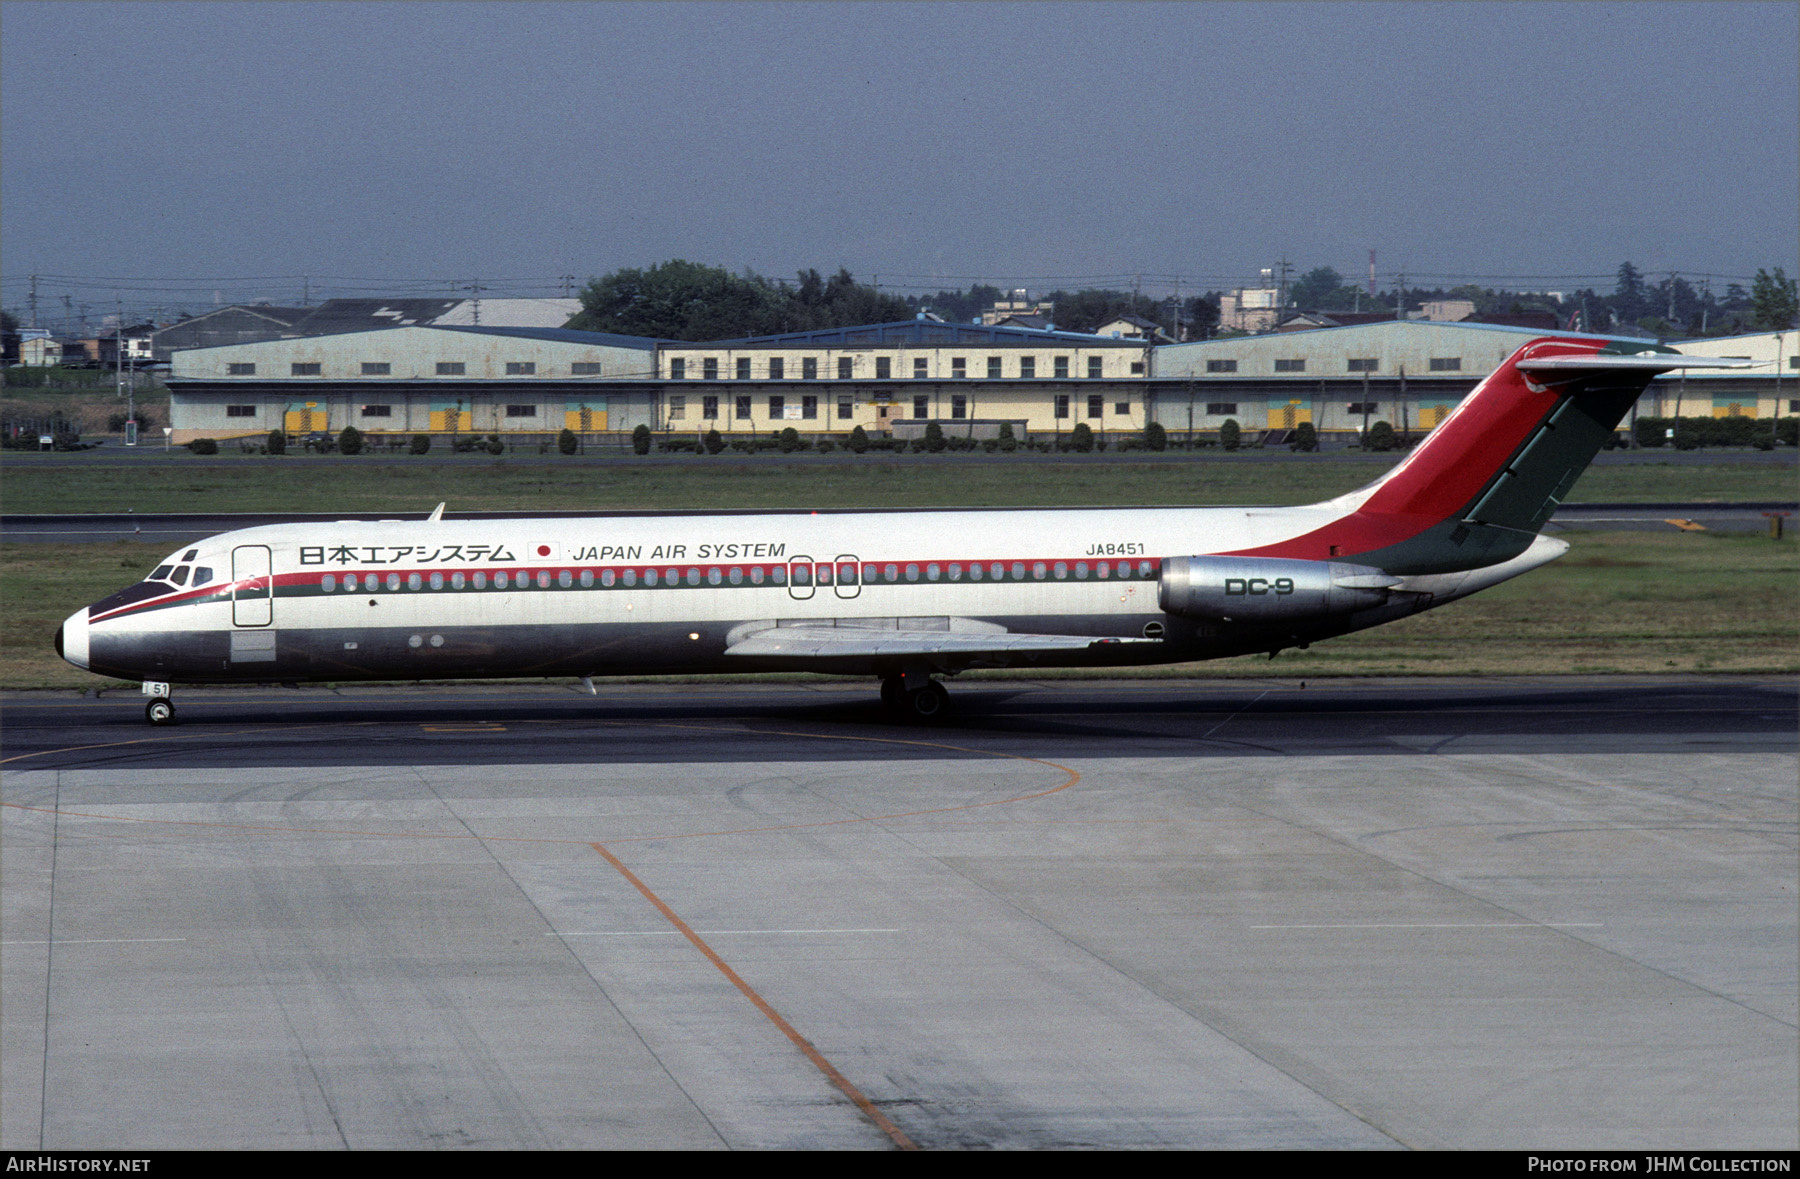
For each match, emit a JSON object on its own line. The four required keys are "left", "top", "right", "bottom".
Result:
{"left": 182, "top": 549, "right": 198, "bottom": 562}
{"left": 191, "top": 567, "right": 213, "bottom": 587}
{"left": 149, "top": 565, "right": 173, "bottom": 582}
{"left": 169, "top": 566, "right": 190, "bottom": 586}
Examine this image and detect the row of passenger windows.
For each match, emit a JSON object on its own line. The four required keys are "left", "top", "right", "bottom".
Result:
{"left": 317, "top": 559, "right": 1157, "bottom": 594}
{"left": 1203, "top": 357, "right": 1461, "bottom": 374}
{"left": 225, "top": 362, "right": 603, "bottom": 377}
{"left": 667, "top": 357, "right": 1135, "bottom": 380}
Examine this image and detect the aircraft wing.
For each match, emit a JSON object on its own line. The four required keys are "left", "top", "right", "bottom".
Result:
{"left": 723, "top": 618, "right": 1154, "bottom": 660}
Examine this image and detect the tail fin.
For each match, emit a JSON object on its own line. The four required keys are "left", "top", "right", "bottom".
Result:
{"left": 1231, "top": 338, "right": 1749, "bottom": 574}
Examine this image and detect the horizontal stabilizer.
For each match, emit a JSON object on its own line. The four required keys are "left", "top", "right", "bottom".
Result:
{"left": 1517, "top": 353, "right": 1755, "bottom": 372}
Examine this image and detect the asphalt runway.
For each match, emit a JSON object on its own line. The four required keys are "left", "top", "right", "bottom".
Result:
{"left": 3, "top": 676, "right": 1795, "bottom": 1149}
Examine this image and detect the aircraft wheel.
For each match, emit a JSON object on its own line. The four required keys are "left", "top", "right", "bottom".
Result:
{"left": 145, "top": 699, "right": 175, "bottom": 726}
{"left": 880, "top": 678, "right": 905, "bottom": 710}
{"left": 906, "top": 681, "right": 949, "bottom": 721}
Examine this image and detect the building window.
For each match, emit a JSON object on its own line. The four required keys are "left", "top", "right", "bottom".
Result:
{"left": 702, "top": 358, "right": 718, "bottom": 379}
{"left": 1275, "top": 359, "right": 1305, "bottom": 373}
{"left": 1789, "top": 356, "right": 1799, "bottom": 369}
{"left": 227, "top": 363, "right": 256, "bottom": 376}
{"left": 572, "top": 362, "right": 602, "bottom": 375}
{"left": 802, "top": 395, "right": 818, "bottom": 419}
{"left": 1129, "top": 361, "right": 1144, "bottom": 375}
{"left": 951, "top": 358, "right": 967, "bottom": 379}
{"left": 504, "top": 404, "right": 537, "bottom": 418}
{"left": 1347, "top": 357, "right": 1379, "bottom": 372}
{"left": 360, "top": 404, "right": 393, "bottom": 417}
{"left": 802, "top": 357, "right": 818, "bottom": 380}
{"left": 226, "top": 404, "right": 256, "bottom": 417}
{"left": 1346, "top": 401, "right": 1378, "bottom": 414}
{"left": 1055, "top": 395, "right": 1069, "bottom": 419}
{"left": 1087, "top": 357, "right": 1102, "bottom": 378}
{"left": 668, "top": 395, "right": 685, "bottom": 420}
{"left": 913, "top": 358, "right": 928, "bottom": 378}
{"left": 736, "top": 357, "right": 751, "bottom": 380}
{"left": 769, "top": 358, "right": 785, "bottom": 380}
{"left": 838, "top": 357, "right": 853, "bottom": 379}
{"left": 1087, "top": 395, "right": 1103, "bottom": 419}
{"left": 1205, "top": 359, "right": 1237, "bottom": 373}
{"left": 1206, "top": 402, "right": 1238, "bottom": 415}
{"left": 736, "top": 395, "right": 752, "bottom": 418}
{"left": 987, "top": 356, "right": 1002, "bottom": 379}
{"left": 913, "top": 394, "right": 929, "bottom": 418}
{"left": 1429, "top": 357, "right": 1462, "bottom": 371}
{"left": 837, "top": 395, "right": 853, "bottom": 419}
{"left": 703, "top": 395, "right": 719, "bottom": 419}
{"left": 670, "top": 358, "right": 686, "bottom": 379}
{"left": 436, "top": 361, "right": 465, "bottom": 375}
{"left": 361, "top": 362, "right": 391, "bottom": 375}
{"left": 876, "top": 357, "right": 891, "bottom": 379}
{"left": 951, "top": 395, "right": 967, "bottom": 419}
{"left": 291, "top": 362, "right": 321, "bottom": 376}
{"left": 1053, "top": 357, "right": 1068, "bottom": 378}
{"left": 768, "top": 395, "right": 784, "bottom": 418}
{"left": 1114, "top": 401, "right": 1130, "bottom": 415}
{"left": 1019, "top": 357, "right": 1036, "bottom": 379}
{"left": 506, "top": 362, "right": 536, "bottom": 375}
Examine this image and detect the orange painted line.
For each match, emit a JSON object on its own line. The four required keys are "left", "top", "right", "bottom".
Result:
{"left": 588, "top": 840, "right": 918, "bottom": 1150}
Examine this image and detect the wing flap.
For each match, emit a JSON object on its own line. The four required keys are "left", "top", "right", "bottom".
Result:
{"left": 724, "top": 619, "right": 1152, "bottom": 659}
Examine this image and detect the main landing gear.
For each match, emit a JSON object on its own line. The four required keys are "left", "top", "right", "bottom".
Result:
{"left": 142, "top": 681, "right": 175, "bottom": 726}
{"left": 880, "top": 675, "right": 950, "bottom": 721}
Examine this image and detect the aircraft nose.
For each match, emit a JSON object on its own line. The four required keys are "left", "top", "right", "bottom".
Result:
{"left": 57, "top": 607, "right": 90, "bottom": 670}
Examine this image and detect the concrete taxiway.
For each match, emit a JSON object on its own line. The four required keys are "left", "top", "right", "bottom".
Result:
{"left": 3, "top": 677, "right": 1794, "bottom": 1149}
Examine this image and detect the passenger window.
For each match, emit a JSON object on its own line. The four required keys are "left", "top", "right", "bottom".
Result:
{"left": 321, "top": 574, "right": 337, "bottom": 592}
{"left": 771, "top": 566, "right": 787, "bottom": 585}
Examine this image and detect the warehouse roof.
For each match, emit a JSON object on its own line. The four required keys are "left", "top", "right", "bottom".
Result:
{"left": 697, "top": 319, "right": 1151, "bottom": 347}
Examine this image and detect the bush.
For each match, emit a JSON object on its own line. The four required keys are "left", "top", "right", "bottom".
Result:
{"left": 849, "top": 425, "right": 869, "bottom": 453}
{"left": 631, "top": 424, "right": 651, "bottom": 455}
{"left": 1779, "top": 417, "right": 1798, "bottom": 447}
{"left": 486, "top": 433, "right": 504, "bottom": 456}
{"left": 704, "top": 427, "right": 724, "bottom": 454}
{"left": 1364, "top": 420, "right": 1396, "bottom": 452}
{"left": 187, "top": 437, "right": 219, "bottom": 455}
{"left": 778, "top": 426, "right": 802, "bottom": 453}
{"left": 409, "top": 433, "right": 431, "bottom": 455}
{"left": 267, "top": 429, "right": 287, "bottom": 455}
{"left": 337, "top": 426, "right": 364, "bottom": 455}
{"left": 924, "top": 421, "right": 946, "bottom": 453}
{"left": 816, "top": 439, "right": 834, "bottom": 453}
{"left": 1290, "top": 421, "right": 1318, "bottom": 452}
{"left": 1145, "top": 421, "right": 1166, "bottom": 451}
{"left": 1067, "top": 422, "right": 1095, "bottom": 453}
{"left": 558, "top": 427, "right": 578, "bottom": 455}
{"left": 997, "top": 422, "right": 1018, "bottom": 452}
{"left": 1219, "top": 419, "right": 1241, "bottom": 451}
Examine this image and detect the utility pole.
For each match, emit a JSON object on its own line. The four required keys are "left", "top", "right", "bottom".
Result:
{"left": 302, "top": 276, "right": 311, "bottom": 306}
{"left": 464, "top": 279, "right": 486, "bottom": 324}
{"left": 560, "top": 274, "right": 576, "bottom": 297}
{"left": 1276, "top": 257, "right": 1292, "bottom": 313}
{"left": 1395, "top": 271, "right": 1406, "bottom": 320}
{"left": 27, "top": 275, "right": 38, "bottom": 330}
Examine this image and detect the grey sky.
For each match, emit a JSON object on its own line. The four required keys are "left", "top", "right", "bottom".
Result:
{"left": 3, "top": 0, "right": 1796, "bottom": 318}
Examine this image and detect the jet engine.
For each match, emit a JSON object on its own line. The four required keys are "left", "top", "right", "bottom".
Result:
{"left": 1158, "top": 555, "right": 1401, "bottom": 623}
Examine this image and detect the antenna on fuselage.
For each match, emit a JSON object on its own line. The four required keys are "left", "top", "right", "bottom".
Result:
{"left": 427, "top": 503, "right": 445, "bottom": 523}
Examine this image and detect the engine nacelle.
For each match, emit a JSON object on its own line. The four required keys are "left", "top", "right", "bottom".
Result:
{"left": 1158, "top": 555, "right": 1400, "bottom": 623}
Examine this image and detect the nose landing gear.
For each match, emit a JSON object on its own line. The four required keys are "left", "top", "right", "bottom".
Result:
{"left": 141, "top": 681, "right": 174, "bottom": 725}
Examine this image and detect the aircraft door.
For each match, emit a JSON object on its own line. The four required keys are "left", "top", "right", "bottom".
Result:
{"left": 232, "top": 545, "right": 273, "bottom": 627}
{"left": 786, "top": 556, "right": 814, "bottom": 601}
{"left": 833, "top": 555, "right": 860, "bottom": 599}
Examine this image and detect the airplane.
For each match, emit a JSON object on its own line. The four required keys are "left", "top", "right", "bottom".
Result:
{"left": 55, "top": 336, "right": 1747, "bottom": 724}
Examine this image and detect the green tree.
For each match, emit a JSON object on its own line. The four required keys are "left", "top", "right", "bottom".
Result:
{"left": 1751, "top": 268, "right": 1798, "bottom": 330}
{"left": 1365, "top": 420, "right": 1397, "bottom": 451}
{"left": 1068, "top": 422, "right": 1095, "bottom": 452}
{"left": 631, "top": 424, "right": 651, "bottom": 455}
{"left": 409, "top": 433, "right": 431, "bottom": 455}
{"left": 996, "top": 422, "right": 1017, "bottom": 452}
{"left": 337, "top": 426, "right": 364, "bottom": 455}
{"left": 569, "top": 260, "right": 786, "bottom": 341}
{"left": 557, "top": 427, "right": 578, "bottom": 455}
{"left": 848, "top": 424, "right": 869, "bottom": 453}
{"left": 778, "top": 426, "right": 802, "bottom": 453}
{"left": 1290, "top": 420, "right": 1318, "bottom": 452}
{"left": 1219, "top": 418, "right": 1241, "bottom": 451}
{"left": 1144, "top": 421, "right": 1166, "bottom": 451}
{"left": 924, "top": 421, "right": 946, "bottom": 453}
{"left": 704, "top": 427, "right": 724, "bottom": 454}
{"left": 266, "top": 429, "right": 286, "bottom": 455}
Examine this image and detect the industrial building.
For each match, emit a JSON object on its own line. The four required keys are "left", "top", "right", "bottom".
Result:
{"left": 164, "top": 318, "right": 1796, "bottom": 446}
